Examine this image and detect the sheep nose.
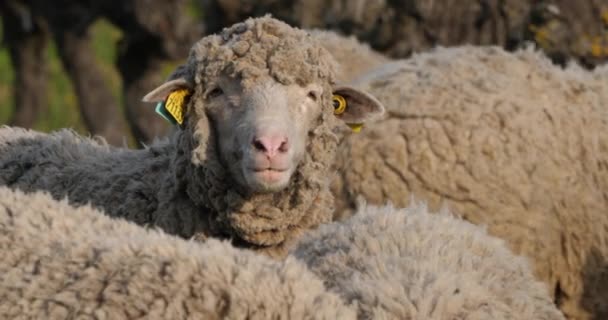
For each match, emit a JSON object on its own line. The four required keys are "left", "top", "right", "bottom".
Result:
{"left": 252, "top": 134, "right": 289, "bottom": 158}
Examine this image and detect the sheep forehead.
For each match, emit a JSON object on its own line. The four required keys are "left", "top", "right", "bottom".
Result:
{"left": 241, "top": 80, "right": 316, "bottom": 112}
{"left": 189, "top": 16, "right": 338, "bottom": 89}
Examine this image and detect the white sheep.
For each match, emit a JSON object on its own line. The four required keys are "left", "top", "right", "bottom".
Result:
{"left": 0, "top": 16, "right": 385, "bottom": 258}
{"left": 331, "top": 45, "right": 608, "bottom": 319}
{"left": 0, "top": 186, "right": 564, "bottom": 319}
{"left": 294, "top": 202, "right": 566, "bottom": 319}
{"left": 309, "top": 29, "right": 390, "bottom": 82}
{"left": 0, "top": 187, "right": 355, "bottom": 319}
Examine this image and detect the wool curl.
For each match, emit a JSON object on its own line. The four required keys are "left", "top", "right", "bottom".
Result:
{"left": 187, "top": 16, "right": 337, "bottom": 90}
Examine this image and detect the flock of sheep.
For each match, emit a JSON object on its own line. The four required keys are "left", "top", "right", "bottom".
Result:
{"left": 0, "top": 16, "right": 606, "bottom": 319}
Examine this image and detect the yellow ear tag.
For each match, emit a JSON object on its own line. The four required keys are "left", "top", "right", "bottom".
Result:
{"left": 348, "top": 123, "right": 364, "bottom": 133}
{"left": 332, "top": 94, "right": 347, "bottom": 115}
{"left": 164, "top": 89, "right": 190, "bottom": 125}
{"left": 333, "top": 94, "right": 363, "bottom": 133}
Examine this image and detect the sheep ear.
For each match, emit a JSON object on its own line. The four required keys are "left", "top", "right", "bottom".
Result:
{"left": 142, "top": 78, "right": 191, "bottom": 103}
{"left": 332, "top": 86, "right": 385, "bottom": 132}
{"left": 143, "top": 78, "right": 193, "bottom": 126}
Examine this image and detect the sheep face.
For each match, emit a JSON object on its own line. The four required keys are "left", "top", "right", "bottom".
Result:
{"left": 144, "top": 75, "right": 383, "bottom": 195}
{"left": 142, "top": 17, "right": 384, "bottom": 195}
{"left": 203, "top": 76, "right": 324, "bottom": 193}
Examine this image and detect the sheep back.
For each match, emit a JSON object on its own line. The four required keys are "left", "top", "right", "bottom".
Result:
{"left": 293, "top": 202, "right": 566, "bottom": 319}
{"left": 308, "top": 29, "right": 390, "bottom": 83}
{"left": 332, "top": 46, "right": 608, "bottom": 319}
{"left": 0, "top": 187, "right": 355, "bottom": 319}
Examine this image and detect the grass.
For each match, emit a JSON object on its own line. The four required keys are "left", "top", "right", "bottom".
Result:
{"left": 0, "top": 20, "right": 14, "bottom": 124}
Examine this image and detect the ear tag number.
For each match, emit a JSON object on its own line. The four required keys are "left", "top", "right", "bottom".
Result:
{"left": 155, "top": 89, "right": 191, "bottom": 125}
{"left": 333, "top": 94, "right": 364, "bottom": 133}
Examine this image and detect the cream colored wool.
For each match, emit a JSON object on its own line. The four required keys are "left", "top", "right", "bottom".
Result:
{"left": 309, "top": 29, "right": 390, "bottom": 82}
{"left": 0, "top": 187, "right": 565, "bottom": 319}
{"left": 0, "top": 187, "right": 355, "bottom": 319}
{"left": 294, "top": 202, "right": 566, "bottom": 320}
{"left": 332, "top": 46, "right": 608, "bottom": 319}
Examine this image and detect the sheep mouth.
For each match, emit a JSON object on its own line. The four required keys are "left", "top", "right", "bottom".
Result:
{"left": 251, "top": 167, "right": 289, "bottom": 173}
{"left": 251, "top": 167, "right": 289, "bottom": 182}
{"left": 244, "top": 167, "right": 293, "bottom": 193}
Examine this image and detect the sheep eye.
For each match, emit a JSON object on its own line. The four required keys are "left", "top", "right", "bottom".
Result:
{"left": 307, "top": 91, "right": 318, "bottom": 101}
{"left": 207, "top": 87, "right": 224, "bottom": 99}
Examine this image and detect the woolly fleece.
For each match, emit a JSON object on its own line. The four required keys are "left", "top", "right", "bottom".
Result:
{"left": 294, "top": 202, "right": 566, "bottom": 320}
{"left": 332, "top": 46, "right": 608, "bottom": 319}
{"left": 308, "top": 29, "right": 390, "bottom": 83}
{"left": 0, "top": 16, "right": 344, "bottom": 258}
{"left": 0, "top": 187, "right": 564, "bottom": 319}
{"left": 0, "top": 187, "right": 354, "bottom": 319}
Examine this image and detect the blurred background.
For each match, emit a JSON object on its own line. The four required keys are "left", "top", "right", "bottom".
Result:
{"left": 0, "top": 0, "right": 606, "bottom": 147}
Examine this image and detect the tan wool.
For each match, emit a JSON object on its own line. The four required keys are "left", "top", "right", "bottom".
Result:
{"left": 332, "top": 45, "right": 608, "bottom": 319}
{"left": 0, "top": 187, "right": 564, "bottom": 319}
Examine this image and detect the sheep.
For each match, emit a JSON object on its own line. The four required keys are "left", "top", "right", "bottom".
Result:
{"left": 294, "top": 202, "right": 566, "bottom": 319}
{"left": 331, "top": 46, "right": 608, "bottom": 319}
{"left": 308, "top": 29, "right": 390, "bottom": 83}
{"left": 0, "top": 186, "right": 355, "bottom": 319}
{"left": 0, "top": 186, "right": 565, "bottom": 319}
{"left": 0, "top": 16, "right": 385, "bottom": 259}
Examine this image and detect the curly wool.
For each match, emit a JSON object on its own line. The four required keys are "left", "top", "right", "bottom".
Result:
{"left": 0, "top": 17, "right": 342, "bottom": 258}
{"left": 0, "top": 187, "right": 355, "bottom": 319}
{"left": 293, "top": 202, "right": 565, "bottom": 319}
{"left": 308, "top": 29, "right": 390, "bottom": 83}
{"left": 332, "top": 46, "right": 608, "bottom": 319}
{"left": 158, "top": 107, "right": 339, "bottom": 255}
{"left": 158, "top": 16, "right": 342, "bottom": 255}
{"left": 0, "top": 187, "right": 564, "bottom": 319}
{"left": 183, "top": 16, "right": 337, "bottom": 89}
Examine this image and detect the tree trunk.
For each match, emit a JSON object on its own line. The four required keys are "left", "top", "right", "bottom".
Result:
{"left": 53, "top": 29, "right": 128, "bottom": 146}
{"left": 117, "top": 41, "right": 170, "bottom": 145}
{"left": 1, "top": 1, "right": 49, "bottom": 128}
{"left": 108, "top": 0, "right": 202, "bottom": 144}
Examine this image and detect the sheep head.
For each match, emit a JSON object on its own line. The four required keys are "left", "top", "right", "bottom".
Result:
{"left": 144, "top": 17, "right": 384, "bottom": 195}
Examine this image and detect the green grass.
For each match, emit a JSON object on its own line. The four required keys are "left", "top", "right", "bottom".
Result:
{"left": 0, "top": 21, "right": 14, "bottom": 124}
{"left": 34, "top": 40, "right": 83, "bottom": 132}
{"left": 90, "top": 19, "right": 123, "bottom": 106}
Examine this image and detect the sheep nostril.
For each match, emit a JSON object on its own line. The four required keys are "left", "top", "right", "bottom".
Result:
{"left": 252, "top": 139, "right": 267, "bottom": 152}
{"left": 278, "top": 139, "right": 289, "bottom": 153}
